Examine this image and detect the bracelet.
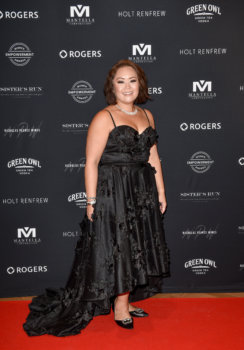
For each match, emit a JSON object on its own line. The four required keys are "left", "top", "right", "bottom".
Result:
{"left": 87, "top": 199, "right": 96, "bottom": 205}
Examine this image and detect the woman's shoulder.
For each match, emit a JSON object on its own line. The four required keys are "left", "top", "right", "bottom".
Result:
{"left": 138, "top": 107, "right": 155, "bottom": 128}
{"left": 88, "top": 106, "right": 115, "bottom": 131}
{"left": 94, "top": 105, "right": 115, "bottom": 116}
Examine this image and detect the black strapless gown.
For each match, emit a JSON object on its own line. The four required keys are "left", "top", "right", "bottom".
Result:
{"left": 23, "top": 124, "right": 170, "bottom": 337}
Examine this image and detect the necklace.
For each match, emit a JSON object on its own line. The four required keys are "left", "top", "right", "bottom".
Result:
{"left": 116, "top": 104, "right": 138, "bottom": 115}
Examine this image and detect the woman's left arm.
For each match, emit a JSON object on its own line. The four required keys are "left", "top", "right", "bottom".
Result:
{"left": 145, "top": 109, "right": 167, "bottom": 214}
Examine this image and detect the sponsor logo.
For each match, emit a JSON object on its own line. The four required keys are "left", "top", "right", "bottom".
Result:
{"left": 179, "top": 47, "right": 227, "bottom": 55}
{"left": 66, "top": 5, "right": 94, "bottom": 25}
{"left": 186, "top": 4, "right": 221, "bottom": 23}
{"left": 129, "top": 43, "right": 156, "bottom": 63}
{"left": 5, "top": 42, "right": 34, "bottom": 66}
{"left": 238, "top": 157, "right": 244, "bottom": 166}
{"left": 0, "top": 10, "right": 39, "bottom": 20}
{"left": 118, "top": 10, "right": 166, "bottom": 18}
{"left": 180, "top": 192, "right": 220, "bottom": 201}
{"left": 68, "top": 80, "right": 96, "bottom": 103}
{"left": 148, "top": 86, "right": 163, "bottom": 95}
{"left": 64, "top": 157, "right": 86, "bottom": 173}
{"left": 14, "top": 227, "right": 41, "bottom": 245}
{"left": 2, "top": 197, "right": 49, "bottom": 205}
{"left": 0, "top": 86, "right": 43, "bottom": 97}
{"left": 63, "top": 230, "right": 81, "bottom": 238}
{"left": 238, "top": 226, "right": 244, "bottom": 235}
{"left": 4, "top": 122, "right": 42, "bottom": 138}
{"left": 184, "top": 258, "right": 217, "bottom": 275}
{"left": 180, "top": 122, "right": 221, "bottom": 131}
{"left": 7, "top": 265, "right": 47, "bottom": 275}
{"left": 182, "top": 224, "right": 218, "bottom": 240}
{"left": 188, "top": 80, "right": 216, "bottom": 99}
{"left": 62, "top": 123, "right": 88, "bottom": 133}
{"left": 68, "top": 192, "right": 87, "bottom": 208}
{"left": 187, "top": 151, "right": 214, "bottom": 173}
{"left": 7, "top": 158, "right": 42, "bottom": 175}
{"left": 59, "top": 49, "right": 102, "bottom": 59}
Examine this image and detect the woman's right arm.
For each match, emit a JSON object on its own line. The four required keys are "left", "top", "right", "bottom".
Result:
{"left": 84, "top": 110, "right": 112, "bottom": 221}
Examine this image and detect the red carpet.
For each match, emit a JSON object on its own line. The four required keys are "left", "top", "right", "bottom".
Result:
{"left": 0, "top": 298, "right": 244, "bottom": 350}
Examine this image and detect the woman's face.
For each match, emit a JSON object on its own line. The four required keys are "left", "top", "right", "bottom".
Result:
{"left": 112, "top": 66, "right": 139, "bottom": 105}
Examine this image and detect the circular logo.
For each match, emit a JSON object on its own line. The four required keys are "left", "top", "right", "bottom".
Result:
{"left": 180, "top": 122, "right": 188, "bottom": 131}
{"left": 238, "top": 157, "right": 244, "bottom": 166}
{"left": 59, "top": 50, "right": 68, "bottom": 59}
{"left": 5, "top": 42, "right": 34, "bottom": 66}
{"left": 68, "top": 80, "right": 96, "bottom": 103}
{"left": 187, "top": 151, "right": 214, "bottom": 173}
{"left": 7, "top": 266, "right": 15, "bottom": 274}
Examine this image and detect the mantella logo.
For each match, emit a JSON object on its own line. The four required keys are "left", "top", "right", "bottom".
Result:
{"left": 186, "top": 4, "right": 221, "bottom": 23}
{"left": 14, "top": 227, "right": 41, "bottom": 245}
{"left": 129, "top": 43, "right": 156, "bottom": 63}
{"left": 66, "top": 4, "right": 95, "bottom": 25}
{"left": 188, "top": 80, "right": 216, "bottom": 99}
{"left": 187, "top": 151, "right": 214, "bottom": 173}
{"left": 5, "top": 42, "right": 34, "bottom": 66}
{"left": 184, "top": 258, "right": 217, "bottom": 275}
{"left": 7, "top": 157, "right": 42, "bottom": 175}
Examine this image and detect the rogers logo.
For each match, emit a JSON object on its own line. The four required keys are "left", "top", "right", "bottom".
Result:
{"left": 7, "top": 265, "right": 48, "bottom": 274}
{"left": 180, "top": 122, "right": 221, "bottom": 131}
{"left": 7, "top": 266, "right": 15, "bottom": 274}
{"left": 59, "top": 49, "right": 102, "bottom": 59}
{"left": 238, "top": 157, "right": 244, "bottom": 166}
{"left": 0, "top": 10, "right": 39, "bottom": 20}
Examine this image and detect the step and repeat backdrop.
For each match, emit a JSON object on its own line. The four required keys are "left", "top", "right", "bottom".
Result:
{"left": 0, "top": 0, "right": 244, "bottom": 297}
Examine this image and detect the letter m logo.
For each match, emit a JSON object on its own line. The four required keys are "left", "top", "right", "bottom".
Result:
{"left": 17, "top": 227, "right": 36, "bottom": 238}
{"left": 193, "top": 80, "right": 212, "bottom": 92}
{"left": 70, "top": 5, "right": 90, "bottom": 18}
{"left": 132, "top": 43, "right": 151, "bottom": 56}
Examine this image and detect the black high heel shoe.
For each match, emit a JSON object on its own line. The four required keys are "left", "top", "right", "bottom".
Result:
{"left": 111, "top": 297, "right": 134, "bottom": 329}
{"left": 129, "top": 307, "right": 149, "bottom": 317}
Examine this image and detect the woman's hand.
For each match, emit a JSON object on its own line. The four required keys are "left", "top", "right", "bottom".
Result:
{"left": 87, "top": 204, "right": 95, "bottom": 222}
{"left": 158, "top": 192, "right": 167, "bottom": 214}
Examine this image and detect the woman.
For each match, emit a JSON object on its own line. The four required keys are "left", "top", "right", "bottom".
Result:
{"left": 23, "top": 59, "right": 170, "bottom": 336}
